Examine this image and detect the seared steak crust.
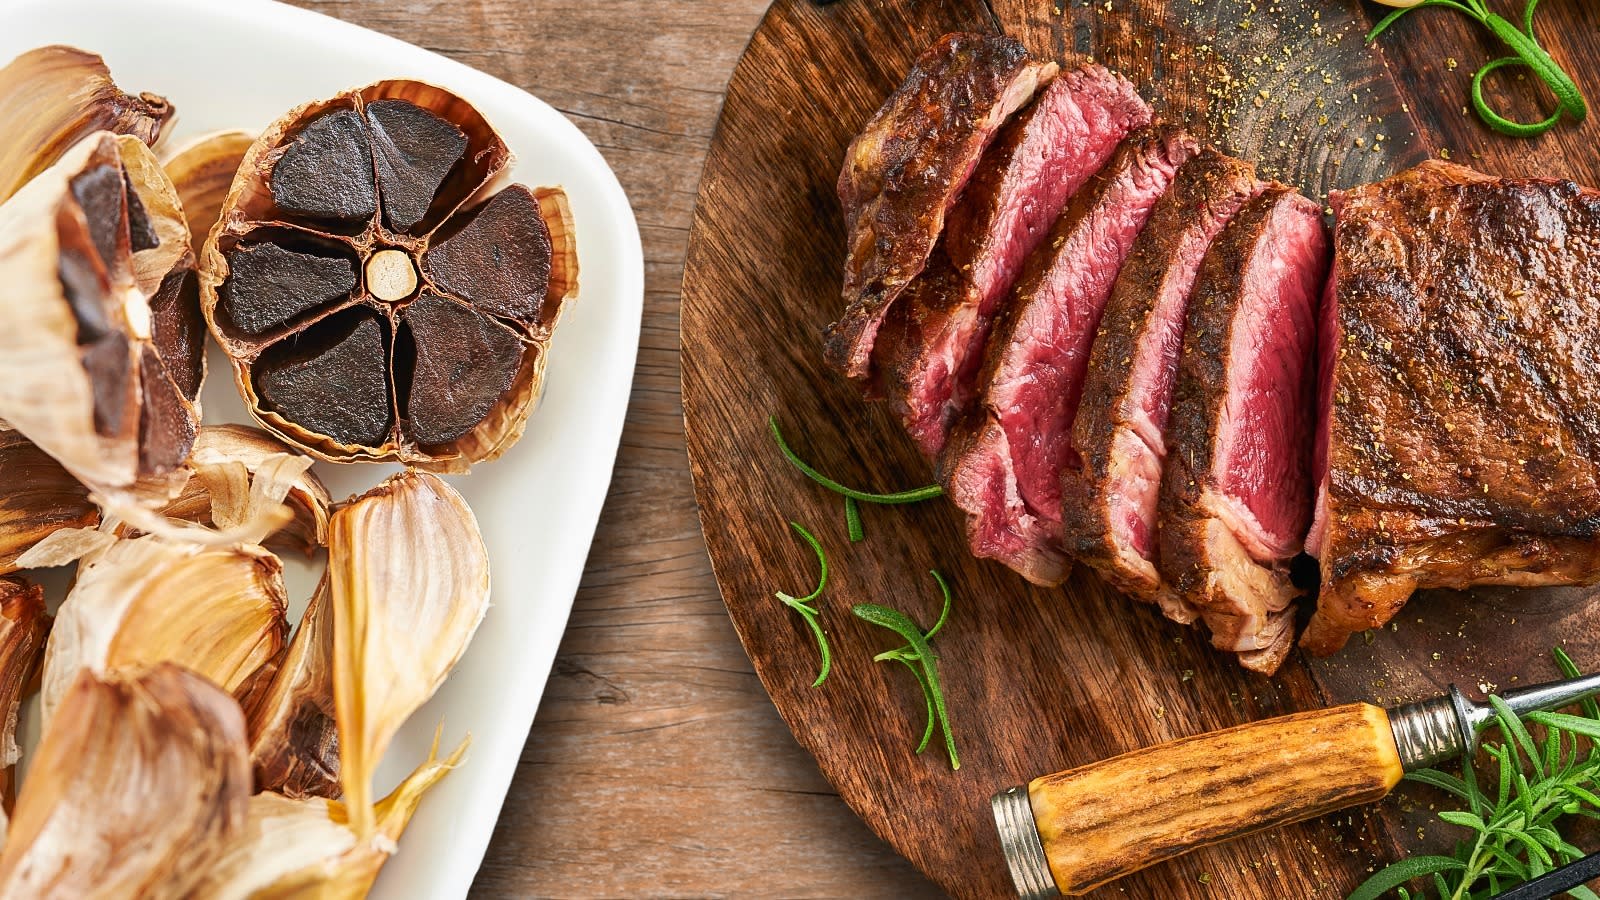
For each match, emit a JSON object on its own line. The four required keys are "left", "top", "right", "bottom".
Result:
{"left": 1304, "top": 161, "right": 1600, "bottom": 654}
{"left": 943, "top": 125, "right": 1195, "bottom": 586}
{"left": 1159, "top": 186, "right": 1329, "bottom": 674}
{"left": 824, "top": 32, "right": 1056, "bottom": 380}
{"left": 876, "top": 67, "right": 1151, "bottom": 457}
{"left": 1061, "top": 150, "right": 1260, "bottom": 614}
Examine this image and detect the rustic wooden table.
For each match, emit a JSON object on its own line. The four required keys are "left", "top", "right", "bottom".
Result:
{"left": 281, "top": 0, "right": 939, "bottom": 896}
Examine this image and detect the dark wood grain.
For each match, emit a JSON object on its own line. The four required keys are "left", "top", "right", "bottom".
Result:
{"left": 682, "top": 0, "right": 1600, "bottom": 898}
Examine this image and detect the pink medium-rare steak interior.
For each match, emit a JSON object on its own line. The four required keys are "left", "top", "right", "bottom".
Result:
{"left": 1060, "top": 150, "right": 1261, "bottom": 605}
{"left": 824, "top": 32, "right": 1056, "bottom": 380}
{"left": 1214, "top": 196, "right": 1327, "bottom": 556}
{"left": 942, "top": 125, "right": 1196, "bottom": 585}
{"left": 876, "top": 66, "right": 1152, "bottom": 457}
{"left": 1157, "top": 185, "right": 1329, "bottom": 674}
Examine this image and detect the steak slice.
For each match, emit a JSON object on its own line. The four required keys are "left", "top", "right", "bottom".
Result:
{"left": 875, "top": 66, "right": 1152, "bottom": 457}
{"left": 1061, "top": 150, "right": 1262, "bottom": 622}
{"left": 1303, "top": 161, "right": 1600, "bottom": 655}
{"left": 1158, "top": 186, "right": 1328, "bottom": 674}
{"left": 942, "top": 125, "right": 1196, "bottom": 586}
{"left": 824, "top": 32, "right": 1056, "bottom": 380}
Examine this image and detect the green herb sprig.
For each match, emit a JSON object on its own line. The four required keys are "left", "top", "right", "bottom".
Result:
{"left": 1367, "top": 0, "right": 1586, "bottom": 137}
{"left": 769, "top": 416, "right": 942, "bottom": 542}
{"left": 776, "top": 521, "right": 832, "bottom": 687}
{"left": 852, "top": 570, "right": 959, "bottom": 770}
{"left": 1348, "top": 647, "right": 1600, "bottom": 900}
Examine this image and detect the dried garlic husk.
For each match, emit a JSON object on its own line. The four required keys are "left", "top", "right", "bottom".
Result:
{"left": 152, "top": 424, "right": 330, "bottom": 554}
{"left": 0, "top": 664, "right": 250, "bottom": 899}
{"left": 0, "top": 131, "right": 202, "bottom": 495}
{"left": 40, "top": 534, "right": 288, "bottom": 722}
{"left": 191, "top": 733, "right": 465, "bottom": 899}
{"left": 0, "top": 579, "right": 48, "bottom": 812}
{"left": 0, "top": 430, "right": 96, "bottom": 574}
{"left": 332, "top": 470, "right": 488, "bottom": 834}
{"left": 0, "top": 46, "right": 173, "bottom": 204}
{"left": 161, "top": 130, "right": 254, "bottom": 261}
{"left": 248, "top": 577, "right": 339, "bottom": 798}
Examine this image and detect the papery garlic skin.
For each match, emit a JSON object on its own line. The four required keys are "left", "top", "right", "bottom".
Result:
{"left": 0, "top": 664, "right": 250, "bottom": 900}
{"left": 0, "top": 431, "right": 96, "bottom": 575}
{"left": 0, "top": 579, "right": 47, "bottom": 812}
{"left": 161, "top": 130, "right": 254, "bottom": 262}
{"left": 330, "top": 470, "right": 489, "bottom": 836}
{"left": 0, "top": 46, "right": 173, "bottom": 204}
{"left": 192, "top": 734, "right": 465, "bottom": 900}
{"left": 40, "top": 534, "right": 287, "bottom": 723}
{"left": 150, "top": 424, "right": 331, "bottom": 554}
{"left": 248, "top": 576, "right": 341, "bottom": 799}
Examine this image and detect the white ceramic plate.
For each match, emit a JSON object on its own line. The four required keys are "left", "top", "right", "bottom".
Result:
{"left": 0, "top": 0, "right": 643, "bottom": 896}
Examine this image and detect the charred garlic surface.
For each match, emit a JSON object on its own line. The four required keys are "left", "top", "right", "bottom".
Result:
{"left": 202, "top": 81, "right": 578, "bottom": 470}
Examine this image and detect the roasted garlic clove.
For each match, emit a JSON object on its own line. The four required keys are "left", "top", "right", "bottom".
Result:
{"left": 200, "top": 80, "right": 578, "bottom": 471}
{"left": 190, "top": 733, "right": 465, "bottom": 899}
{"left": 154, "top": 424, "right": 330, "bottom": 554}
{"left": 0, "top": 664, "right": 250, "bottom": 899}
{"left": 0, "top": 431, "right": 97, "bottom": 575}
{"left": 0, "top": 46, "right": 174, "bottom": 205}
{"left": 331, "top": 470, "right": 489, "bottom": 834}
{"left": 161, "top": 130, "right": 254, "bottom": 263}
{"left": 40, "top": 534, "right": 288, "bottom": 723}
{"left": 247, "top": 576, "right": 339, "bottom": 798}
{"left": 0, "top": 579, "right": 48, "bottom": 812}
{"left": 0, "top": 131, "right": 201, "bottom": 495}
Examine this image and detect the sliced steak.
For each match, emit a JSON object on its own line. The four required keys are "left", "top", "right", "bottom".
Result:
{"left": 943, "top": 126, "right": 1196, "bottom": 586}
{"left": 1304, "top": 161, "right": 1600, "bottom": 655}
{"left": 1061, "top": 150, "right": 1262, "bottom": 620}
{"left": 876, "top": 66, "right": 1151, "bottom": 457}
{"left": 1158, "top": 186, "right": 1328, "bottom": 674}
{"left": 824, "top": 32, "right": 1056, "bottom": 380}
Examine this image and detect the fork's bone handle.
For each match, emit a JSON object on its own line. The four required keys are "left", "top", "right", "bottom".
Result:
{"left": 1015, "top": 703, "right": 1403, "bottom": 896}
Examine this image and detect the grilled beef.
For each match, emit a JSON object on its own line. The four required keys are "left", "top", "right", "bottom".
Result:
{"left": 824, "top": 33, "right": 1056, "bottom": 380}
{"left": 1061, "top": 151, "right": 1262, "bottom": 623}
{"left": 943, "top": 126, "right": 1197, "bottom": 586}
{"left": 1303, "top": 161, "right": 1600, "bottom": 655}
{"left": 875, "top": 66, "right": 1151, "bottom": 457}
{"left": 1158, "top": 186, "right": 1328, "bottom": 674}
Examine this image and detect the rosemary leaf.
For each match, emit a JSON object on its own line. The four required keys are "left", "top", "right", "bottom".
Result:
{"left": 844, "top": 496, "right": 864, "bottom": 542}
{"left": 776, "top": 521, "right": 832, "bottom": 687}
{"left": 853, "top": 600, "right": 960, "bottom": 770}
{"left": 769, "top": 416, "right": 943, "bottom": 504}
{"left": 1348, "top": 649, "right": 1600, "bottom": 899}
{"left": 1366, "top": 0, "right": 1586, "bottom": 137}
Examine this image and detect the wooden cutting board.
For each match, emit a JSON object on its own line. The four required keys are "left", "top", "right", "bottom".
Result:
{"left": 680, "top": 1, "right": 1600, "bottom": 897}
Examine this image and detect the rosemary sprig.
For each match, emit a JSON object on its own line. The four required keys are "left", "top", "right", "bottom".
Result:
{"left": 776, "top": 521, "right": 832, "bottom": 687}
{"left": 1367, "top": 0, "right": 1586, "bottom": 137}
{"left": 769, "top": 416, "right": 942, "bottom": 542}
{"left": 852, "top": 570, "right": 959, "bottom": 770}
{"left": 1347, "top": 649, "right": 1600, "bottom": 900}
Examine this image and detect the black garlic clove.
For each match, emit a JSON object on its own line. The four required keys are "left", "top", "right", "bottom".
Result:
{"left": 220, "top": 242, "right": 358, "bottom": 337}
{"left": 123, "top": 168, "right": 160, "bottom": 253}
{"left": 365, "top": 99, "right": 467, "bottom": 235}
{"left": 269, "top": 108, "right": 377, "bottom": 224}
{"left": 148, "top": 267, "right": 205, "bottom": 401}
{"left": 70, "top": 163, "right": 127, "bottom": 274}
{"left": 82, "top": 331, "right": 133, "bottom": 438}
{"left": 137, "top": 347, "right": 197, "bottom": 474}
{"left": 254, "top": 310, "right": 392, "bottom": 448}
{"left": 58, "top": 245, "right": 112, "bottom": 345}
{"left": 421, "top": 185, "right": 551, "bottom": 323}
{"left": 400, "top": 292, "right": 523, "bottom": 445}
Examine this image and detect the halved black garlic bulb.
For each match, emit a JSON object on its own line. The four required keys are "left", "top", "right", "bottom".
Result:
{"left": 200, "top": 81, "right": 578, "bottom": 470}
{"left": 0, "top": 131, "right": 202, "bottom": 493}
